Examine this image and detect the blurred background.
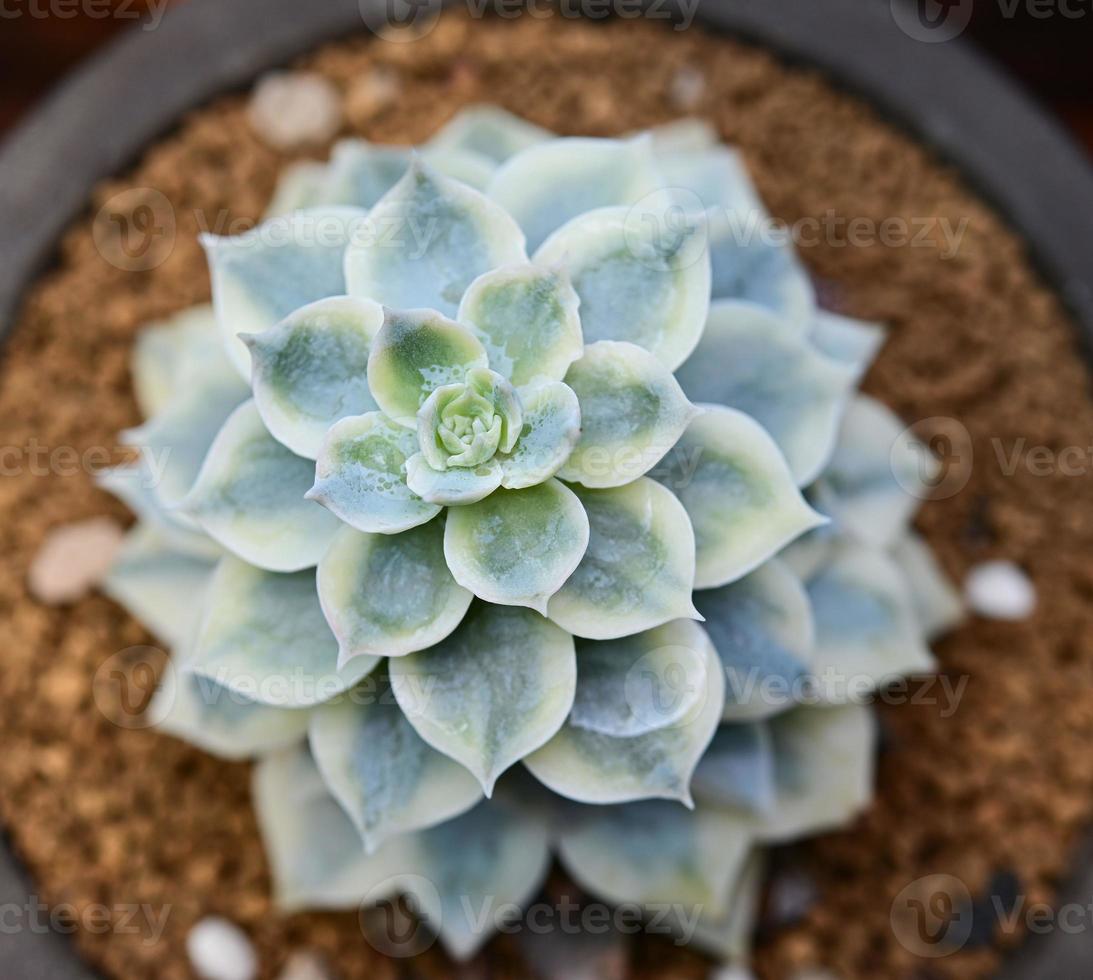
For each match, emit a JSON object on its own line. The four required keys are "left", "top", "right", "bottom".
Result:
{"left": 0, "top": 0, "right": 1091, "bottom": 151}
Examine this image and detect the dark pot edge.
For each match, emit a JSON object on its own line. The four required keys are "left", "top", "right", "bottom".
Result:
{"left": 0, "top": 1, "right": 1091, "bottom": 977}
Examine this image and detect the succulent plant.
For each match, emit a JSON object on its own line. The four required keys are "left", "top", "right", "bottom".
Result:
{"left": 101, "top": 105, "right": 961, "bottom": 966}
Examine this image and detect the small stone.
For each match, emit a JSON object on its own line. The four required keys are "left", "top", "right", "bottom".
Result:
{"left": 186, "top": 916, "right": 258, "bottom": 980}
{"left": 28, "top": 517, "right": 123, "bottom": 604}
{"left": 710, "top": 966, "right": 757, "bottom": 980}
{"left": 248, "top": 72, "right": 343, "bottom": 150}
{"left": 344, "top": 68, "right": 401, "bottom": 128}
{"left": 669, "top": 65, "right": 706, "bottom": 111}
{"left": 277, "top": 950, "right": 334, "bottom": 980}
{"left": 964, "top": 560, "right": 1036, "bottom": 621}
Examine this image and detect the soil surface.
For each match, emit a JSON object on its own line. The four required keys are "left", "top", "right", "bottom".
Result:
{"left": 2, "top": 11, "right": 1092, "bottom": 980}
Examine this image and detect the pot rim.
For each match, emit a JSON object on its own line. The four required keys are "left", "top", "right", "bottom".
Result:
{"left": 0, "top": 1, "right": 1090, "bottom": 976}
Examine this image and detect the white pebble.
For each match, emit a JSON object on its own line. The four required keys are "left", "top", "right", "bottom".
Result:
{"left": 28, "top": 517, "right": 123, "bottom": 604}
{"left": 249, "top": 72, "right": 343, "bottom": 150}
{"left": 277, "top": 951, "right": 333, "bottom": 980}
{"left": 186, "top": 917, "right": 258, "bottom": 980}
{"left": 669, "top": 65, "right": 706, "bottom": 110}
{"left": 710, "top": 966, "right": 757, "bottom": 980}
{"left": 964, "top": 560, "right": 1036, "bottom": 621}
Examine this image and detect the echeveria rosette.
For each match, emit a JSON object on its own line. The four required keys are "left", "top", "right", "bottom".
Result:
{"left": 99, "top": 106, "right": 962, "bottom": 969}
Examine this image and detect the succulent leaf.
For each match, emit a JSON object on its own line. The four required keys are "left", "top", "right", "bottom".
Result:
{"left": 405, "top": 800, "right": 551, "bottom": 960}
{"left": 309, "top": 412, "right": 440, "bottom": 534}
{"left": 181, "top": 400, "right": 341, "bottom": 572}
{"left": 559, "top": 340, "right": 697, "bottom": 488}
{"left": 101, "top": 526, "right": 217, "bottom": 650}
{"left": 547, "top": 478, "right": 700, "bottom": 640}
{"left": 443, "top": 480, "right": 589, "bottom": 612}
{"left": 344, "top": 160, "right": 526, "bottom": 317}
{"left": 523, "top": 631, "right": 723, "bottom": 806}
{"left": 810, "top": 309, "right": 885, "bottom": 379}
{"left": 498, "top": 382, "right": 581, "bottom": 489}
{"left": 253, "top": 746, "right": 411, "bottom": 911}
{"left": 655, "top": 144, "right": 763, "bottom": 216}
{"left": 390, "top": 604, "right": 576, "bottom": 795}
{"left": 317, "top": 520, "right": 472, "bottom": 664}
{"left": 187, "top": 556, "right": 378, "bottom": 708}
{"left": 675, "top": 300, "right": 858, "bottom": 486}
{"left": 264, "top": 161, "right": 332, "bottom": 218}
{"left": 691, "top": 722, "right": 776, "bottom": 813}
{"left": 365, "top": 307, "right": 489, "bottom": 427}
{"left": 122, "top": 355, "right": 249, "bottom": 509}
{"left": 556, "top": 799, "right": 753, "bottom": 918}
{"left": 244, "top": 296, "right": 383, "bottom": 459}
{"left": 489, "top": 136, "right": 662, "bottom": 252}
{"left": 97, "top": 463, "right": 222, "bottom": 560}
{"left": 204, "top": 207, "right": 365, "bottom": 377}
{"left": 131, "top": 304, "right": 220, "bottom": 418}
{"left": 568, "top": 620, "right": 714, "bottom": 738}
{"left": 655, "top": 405, "right": 825, "bottom": 589}
{"left": 892, "top": 533, "right": 965, "bottom": 640}
{"left": 687, "top": 851, "right": 766, "bottom": 962}
{"left": 405, "top": 454, "right": 503, "bottom": 505}
{"left": 759, "top": 703, "right": 877, "bottom": 842}
{"left": 707, "top": 207, "right": 816, "bottom": 329}
{"left": 807, "top": 541, "right": 935, "bottom": 693}
{"left": 816, "top": 394, "right": 934, "bottom": 549}
{"left": 695, "top": 559, "right": 815, "bottom": 722}
{"left": 309, "top": 685, "right": 483, "bottom": 853}
{"left": 153, "top": 668, "right": 310, "bottom": 761}
{"left": 535, "top": 205, "right": 711, "bottom": 371}
{"left": 457, "top": 263, "right": 583, "bottom": 387}
{"left": 429, "top": 105, "right": 551, "bottom": 163}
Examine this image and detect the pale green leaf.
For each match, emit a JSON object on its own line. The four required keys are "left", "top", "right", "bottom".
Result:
{"left": 557, "top": 799, "right": 752, "bottom": 918}
{"left": 695, "top": 559, "right": 815, "bottom": 721}
{"left": 559, "top": 340, "right": 696, "bottom": 488}
{"left": 759, "top": 703, "right": 877, "bottom": 842}
{"left": 499, "top": 382, "right": 581, "bottom": 490}
{"left": 807, "top": 541, "right": 935, "bottom": 695}
{"left": 568, "top": 620, "right": 713, "bottom": 737}
{"left": 523, "top": 633, "right": 723, "bottom": 805}
{"left": 188, "top": 556, "right": 378, "bottom": 708}
{"left": 489, "top": 136, "right": 662, "bottom": 252}
{"left": 547, "top": 479, "right": 700, "bottom": 640}
{"left": 181, "top": 400, "right": 341, "bottom": 572}
{"left": 674, "top": 300, "right": 858, "bottom": 486}
{"left": 344, "top": 160, "right": 526, "bottom": 317}
{"left": 457, "top": 263, "right": 583, "bottom": 387}
{"left": 390, "top": 603, "right": 576, "bottom": 795}
{"left": 203, "top": 206, "right": 365, "bottom": 377}
{"left": 309, "top": 412, "right": 441, "bottom": 534}
{"left": 443, "top": 480, "right": 589, "bottom": 613}
{"left": 154, "top": 666, "right": 310, "bottom": 760}
{"left": 404, "top": 453, "right": 503, "bottom": 506}
{"left": 535, "top": 205, "right": 711, "bottom": 370}
{"left": 365, "top": 307, "right": 488, "bottom": 426}
{"left": 655, "top": 405, "right": 825, "bottom": 589}
{"left": 317, "top": 520, "right": 472, "bottom": 663}
{"left": 244, "top": 295, "right": 383, "bottom": 459}
{"left": 309, "top": 689, "right": 482, "bottom": 853}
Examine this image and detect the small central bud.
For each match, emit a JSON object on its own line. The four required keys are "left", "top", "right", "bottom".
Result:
{"left": 416, "top": 367, "right": 523, "bottom": 471}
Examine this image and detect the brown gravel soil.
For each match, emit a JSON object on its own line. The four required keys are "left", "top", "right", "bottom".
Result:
{"left": 2, "top": 11, "right": 1093, "bottom": 980}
